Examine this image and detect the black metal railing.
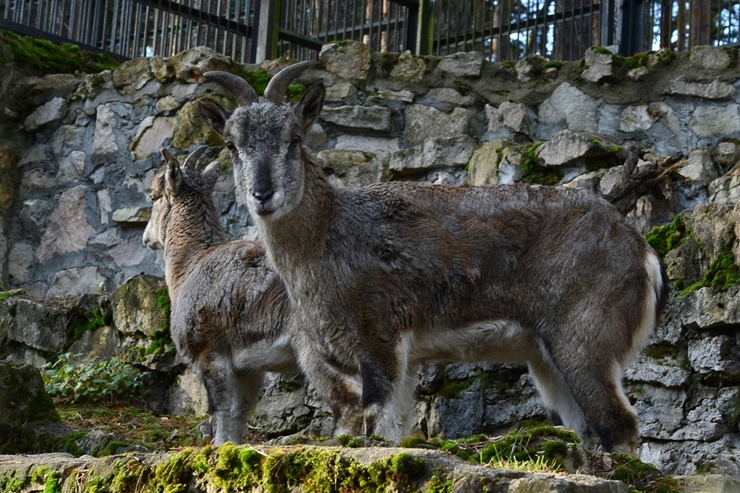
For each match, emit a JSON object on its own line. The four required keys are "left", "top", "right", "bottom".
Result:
{"left": 1, "top": 0, "right": 739, "bottom": 65}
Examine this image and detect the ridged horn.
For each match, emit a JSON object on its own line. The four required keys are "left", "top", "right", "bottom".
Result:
{"left": 183, "top": 145, "right": 207, "bottom": 170}
{"left": 263, "top": 61, "right": 314, "bottom": 103}
{"left": 202, "top": 71, "right": 258, "bottom": 106}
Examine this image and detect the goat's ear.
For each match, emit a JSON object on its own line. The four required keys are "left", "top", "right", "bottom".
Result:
{"left": 162, "top": 149, "right": 183, "bottom": 194}
{"left": 199, "top": 98, "right": 232, "bottom": 135}
{"left": 295, "top": 84, "right": 325, "bottom": 131}
{"left": 202, "top": 160, "right": 221, "bottom": 189}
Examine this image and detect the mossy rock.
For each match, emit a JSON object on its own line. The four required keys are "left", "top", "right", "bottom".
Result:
{"left": 0, "top": 29, "right": 119, "bottom": 75}
{"left": 0, "top": 361, "right": 58, "bottom": 428}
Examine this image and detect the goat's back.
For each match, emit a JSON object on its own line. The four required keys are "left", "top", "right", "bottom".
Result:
{"left": 170, "top": 240, "right": 290, "bottom": 363}
{"left": 288, "top": 182, "right": 660, "bottom": 364}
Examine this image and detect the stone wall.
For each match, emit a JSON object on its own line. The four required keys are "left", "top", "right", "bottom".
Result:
{"left": 1, "top": 39, "right": 740, "bottom": 478}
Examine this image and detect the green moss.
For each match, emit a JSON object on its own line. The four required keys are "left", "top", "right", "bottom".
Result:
{"left": 29, "top": 467, "right": 61, "bottom": 493}
{"left": 147, "top": 287, "right": 175, "bottom": 356}
{"left": 606, "top": 453, "right": 681, "bottom": 493}
{"left": 0, "top": 29, "right": 118, "bottom": 74}
{"left": 594, "top": 46, "right": 613, "bottom": 55}
{"left": 427, "top": 468, "right": 454, "bottom": 493}
{"left": 543, "top": 61, "right": 563, "bottom": 69}
{"left": 679, "top": 232, "right": 740, "bottom": 295}
{"left": 69, "top": 303, "right": 113, "bottom": 342}
{"left": 285, "top": 83, "right": 307, "bottom": 101}
{"left": 235, "top": 68, "right": 269, "bottom": 96}
{"left": 0, "top": 291, "right": 13, "bottom": 302}
{"left": 521, "top": 142, "right": 562, "bottom": 186}
{"left": 645, "top": 214, "right": 687, "bottom": 258}
{"left": 0, "top": 471, "right": 27, "bottom": 492}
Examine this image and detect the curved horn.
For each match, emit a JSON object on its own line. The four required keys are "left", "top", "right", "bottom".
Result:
{"left": 202, "top": 71, "right": 258, "bottom": 106}
{"left": 183, "top": 145, "right": 208, "bottom": 170}
{"left": 263, "top": 61, "right": 314, "bottom": 103}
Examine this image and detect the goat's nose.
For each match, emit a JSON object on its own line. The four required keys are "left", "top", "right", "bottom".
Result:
{"left": 252, "top": 189, "right": 274, "bottom": 206}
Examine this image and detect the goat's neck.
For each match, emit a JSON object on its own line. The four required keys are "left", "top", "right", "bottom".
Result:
{"left": 164, "top": 203, "right": 227, "bottom": 298}
{"left": 258, "top": 152, "right": 335, "bottom": 277}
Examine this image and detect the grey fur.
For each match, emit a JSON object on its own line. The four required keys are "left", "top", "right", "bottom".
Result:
{"left": 143, "top": 147, "right": 297, "bottom": 445}
{"left": 200, "top": 67, "right": 668, "bottom": 452}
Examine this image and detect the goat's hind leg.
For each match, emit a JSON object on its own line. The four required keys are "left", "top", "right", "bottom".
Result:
{"left": 532, "top": 337, "right": 639, "bottom": 453}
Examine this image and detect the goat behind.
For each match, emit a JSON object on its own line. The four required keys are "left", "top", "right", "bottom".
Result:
{"left": 200, "top": 65, "right": 669, "bottom": 452}
{"left": 143, "top": 147, "right": 298, "bottom": 445}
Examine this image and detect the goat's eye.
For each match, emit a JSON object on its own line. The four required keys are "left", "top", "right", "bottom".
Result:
{"left": 291, "top": 134, "right": 302, "bottom": 145}
{"left": 225, "top": 140, "right": 236, "bottom": 152}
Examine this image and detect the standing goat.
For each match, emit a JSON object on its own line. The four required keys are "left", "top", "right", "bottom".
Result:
{"left": 143, "top": 146, "right": 297, "bottom": 445}
{"left": 199, "top": 64, "right": 668, "bottom": 452}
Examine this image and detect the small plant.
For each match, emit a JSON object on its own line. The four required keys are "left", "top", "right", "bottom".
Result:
{"left": 41, "top": 354, "right": 149, "bottom": 404}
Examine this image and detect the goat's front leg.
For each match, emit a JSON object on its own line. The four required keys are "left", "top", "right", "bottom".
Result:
{"left": 358, "top": 336, "right": 415, "bottom": 440}
{"left": 198, "top": 358, "right": 264, "bottom": 445}
{"left": 293, "top": 332, "right": 364, "bottom": 436}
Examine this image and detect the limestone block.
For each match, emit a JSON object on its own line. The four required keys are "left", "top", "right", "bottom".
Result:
{"left": 581, "top": 47, "right": 614, "bottom": 83}
{"left": 320, "top": 105, "right": 391, "bottom": 132}
{"left": 171, "top": 99, "right": 223, "bottom": 150}
{"left": 252, "top": 373, "right": 329, "bottom": 438}
{"left": 112, "top": 206, "right": 151, "bottom": 224}
{"left": 620, "top": 105, "right": 656, "bottom": 132}
{"left": 8, "top": 241, "right": 34, "bottom": 284}
{"left": 667, "top": 79, "right": 735, "bottom": 99}
{"left": 389, "top": 135, "right": 476, "bottom": 174}
{"left": 598, "top": 164, "right": 629, "bottom": 197}
{"left": 390, "top": 51, "right": 427, "bottom": 82}
{"left": 156, "top": 95, "right": 182, "bottom": 114}
{"left": 36, "top": 186, "right": 95, "bottom": 264}
{"left": 110, "top": 274, "right": 168, "bottom": 338}
{"left": 624, "top": 357, "right": 691, "bottom": 388}
{"left": 690, "top": 105, "right": 740, "bottom": 137}
{"left": 630, "top": 385, "right": 687, "bottom": 439}
{"left": 486, "top": 102, "right": 536, "bottom": 136}
{"left": 318, "top": 149, "right": 385, "bottom": 187}
{"left": 324, "top": 81, "right": 357, "bottom": 102}
{"left": 403, "top": 105, "right": 470, "bottom": 145}
{"left": 5, "top": 298, "right": 72, "bottom": 353}
{"left": 24, "top": 96, "right": 67, "bottom": 131}
{"left": 716, "top": 141, "right": 740, "bottom": 167}
{"left": 335, "top": 135, "right": 399, "bottom": 160}
{"left": 371, "top": 88, "right": 415, "bottom": 103}
{"left": 47, "top": 267, "right": 107, "bottom": 298}
{"left": 92, "top": 104, "right": 120, "bottom": 159}
{"left": 426, "top": 380, "right": 484, "bottom": 438}
{"left": 679, "top": 149, "right": 720, "bottom": 182}
{"left": 67, "top": 326, "right": 121, "bottom": 363}
{"left": 690, "top": 46, "right": 732, "bottom": 70}
{"left": 167, "top": 368, "right": 208, "bottom": 416}
{"left": 538, "top": 83, "right": 599, "bottom": 132}
{"left": 56, "top": 150, "right": 86, "bottom": 184}
{"left": 437, "top": 52, "right": 484, "bottom": 78}
{"left": 515, "top": 54, "right": 547, "bottom": 82}
{"left": 535, "top": 129, "right": 617, "bottom": 167}
{"left": 709, "top": 174, "right": 740, "bottom": 204}
{"left": 111, "top": 57, "right": 153, "bottom": 95}
{"left": 422, "top": 88, "right": 475, "bottom": 108}
{"left": 688, "top": 336, "right": 740, "bottom": 377}
{"left": 305, "top": 123, "right": 328, "bottom": 148}
{"left": 467, "top": 140, "right": 518, "bottom": 186}
{"left": 320, "top": 41, "right": 372, "bottom": 80}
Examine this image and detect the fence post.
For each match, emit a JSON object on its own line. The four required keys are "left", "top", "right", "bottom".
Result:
{"left": 412, "top": 0, "right": 433, "bottom": 55}
{"left": 254, "top": 0, "right": 280, "bottom": 63}
{"left": 617, "top": 0, "right": 644, "bottom": 56}
{"left": 600, "top": 0, "right": 617, "bottom": 48}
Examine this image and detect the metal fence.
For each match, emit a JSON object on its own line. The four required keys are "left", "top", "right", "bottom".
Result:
{"left": 1, "top": 0, "right": 739, "bottom": 64}
{"left": 0, "top": 0, "right": 257, "bottom": 63}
